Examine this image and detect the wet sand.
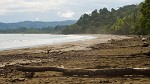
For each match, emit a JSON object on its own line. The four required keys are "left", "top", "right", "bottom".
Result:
{"left": 0, "top": 34, "right": 150, "bottom": 84}
{"left": 0, "top": 35, "right": 130, "bottom": 55}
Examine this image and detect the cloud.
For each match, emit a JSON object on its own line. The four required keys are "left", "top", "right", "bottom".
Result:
{"left": 0, "top": 9, "right": 8, "bottom": 15}
{"left": 0, "top": 0, "right": 143, "bottom": 22}
{"left": 0, "top": 0, "right": 143, "bottom": 15}
{"left": 57, "top": 11, "right": 75, "bottom": 18}
{"left": 35, "top": 17, "right": 39, "bottom": 21}
{"left": 0, "top": 0, "right": 67, "bottom": 14}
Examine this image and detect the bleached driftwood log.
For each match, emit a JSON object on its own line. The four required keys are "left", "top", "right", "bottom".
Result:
{"left": 16, "top": 66, "right": 150, "bottom": 76}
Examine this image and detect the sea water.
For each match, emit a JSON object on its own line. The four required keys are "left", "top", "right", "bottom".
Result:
{"left": 0, "top": 34, "right": 95, "bottom": 51}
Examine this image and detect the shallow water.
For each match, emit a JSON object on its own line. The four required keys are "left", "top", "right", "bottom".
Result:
{"left": 0, "top": 34, "right": 95, "bottom": 51}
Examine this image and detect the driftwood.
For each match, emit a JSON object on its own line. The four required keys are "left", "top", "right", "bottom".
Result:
{"left": 16, "top": 66, "right": 150, "bottom": 77}
{"left": 17, "top": 66, "right": 66, "bottom": 72}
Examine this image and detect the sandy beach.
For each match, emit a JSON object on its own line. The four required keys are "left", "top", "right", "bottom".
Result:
{"left": 0, "top": 34, "right": 150, "bottom": 84}
{"left": 0, "top": 34, "right": 130, "bottom": 55}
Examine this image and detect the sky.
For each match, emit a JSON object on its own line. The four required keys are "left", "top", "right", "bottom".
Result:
{"left": 0, "top": 0, "right": 143, "bottom": 23}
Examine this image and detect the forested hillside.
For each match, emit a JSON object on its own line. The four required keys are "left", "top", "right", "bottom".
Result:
{"left": 0, "top": 20, "right": 76, "bottom": 29}
{"left": 0, "top": 25, "right": 67, "bottom": 34}
{"left": 0, "top": 20, "right": 76, "bottom": 34}
{"left": 62, "top": 0, "right": 150, "bottom": 35}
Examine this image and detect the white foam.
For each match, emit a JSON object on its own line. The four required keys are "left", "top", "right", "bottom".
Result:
{"left": 0, "top": 34, "right": 95, "bottom": 51}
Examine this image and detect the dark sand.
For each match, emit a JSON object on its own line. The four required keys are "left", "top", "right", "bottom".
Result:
{"left": 0, "top": 34, "right": 150, "bottom": 84}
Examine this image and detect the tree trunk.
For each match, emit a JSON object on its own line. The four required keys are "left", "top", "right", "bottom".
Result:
{"left": 17, "top": 66, "right": 66, "bottom": 72}
{"left": 16, "top": 66, "right": 150, "bottom": 76}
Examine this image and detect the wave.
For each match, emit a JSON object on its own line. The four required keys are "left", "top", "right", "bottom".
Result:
{"left": 0, "top": 34, "right": 95, "bottom": 51}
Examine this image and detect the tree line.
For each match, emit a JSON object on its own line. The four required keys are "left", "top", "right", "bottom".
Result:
{"left": 62, "top": 0, "right": 150, "bottom": 35}
{"left": 0, "top": 25, "right": 67, "bottom": 34}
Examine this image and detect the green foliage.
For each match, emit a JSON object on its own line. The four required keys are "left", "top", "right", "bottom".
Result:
{"left": 0, "top": 20, "right": 76, "bottom": 29}
{"left": 0, "top": 25, "right": 66, "bottom": 34}
{"left": 139, "top": 0, "right": 150, "bottom": 35}
{"left": 62, "top": 2, "right": 149, "bottom": 35}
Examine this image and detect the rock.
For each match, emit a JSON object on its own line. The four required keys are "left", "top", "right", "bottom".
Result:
{"left": 46, "top": 50, "right": 51, "bottom": 54}
{"left": 99, "top": 80, "right": 112, "bottom": 83}
{"left": 141, "top": 42, "right": 149, "bottom": 47}
{"left": 142, "top": 37, "right": 146, "bottom": 41}
{"left": 144, "top": 51, "right": 150, "bottom": 56}
{"left": 11, "top": 78, "right": 17, "bottom": 82}
{"left": 60, "top": 65, "right": 64, "bottom": 68}
{"left": 17, "top": 78, "right": 25, "bottom": 81}
{"left": 24, "top": 72, "right": 35, "bottom": 78}
{"left": 147, "top": 37, "right": 150, "bottom": 40}
{"left": 148, "top": 51, "right": 150, "bottom": 56}
{"left": 0, "top": 74, "right": 5, "bottom": 76}
{"left": 110, "top": 39, "right": 115, "bottom": 42}
{"left": 44, "top": 81, "right": 50, "bottom": 83}
{"left": 10, "top": 78, "right": 25, "bottom": 82}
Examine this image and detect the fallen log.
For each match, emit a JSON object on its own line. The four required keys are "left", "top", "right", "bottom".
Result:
{"left": 16, "top": 66, "right": 150, "bottom": 77}
{"left": 63, "top": 68, "right": 150, "bottom": 76}
{"left": 17, "top": 66, "right": 66, "bottom": 72}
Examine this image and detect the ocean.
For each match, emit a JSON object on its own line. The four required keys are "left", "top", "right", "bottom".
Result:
{"left": 0, "top": 34, "right": 94, "bottom": 51}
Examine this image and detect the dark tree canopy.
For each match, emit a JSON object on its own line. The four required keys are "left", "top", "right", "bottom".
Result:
{"left": 139, "top": 0, "right": 150, "bottom": 35}
{"left": 62, "top": 1, "right": 150, "bottom": 35}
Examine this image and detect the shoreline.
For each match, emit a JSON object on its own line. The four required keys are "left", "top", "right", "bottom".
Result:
{"left": 0, "top": 34, "right": 94, "bottom": 51}
{"left": 0, "top": 34, "right": 130, "bottom": 55}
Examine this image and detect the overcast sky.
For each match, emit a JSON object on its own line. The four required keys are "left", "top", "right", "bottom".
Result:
{"left": 0, "top": 0, "right": 143, "bottom": 23}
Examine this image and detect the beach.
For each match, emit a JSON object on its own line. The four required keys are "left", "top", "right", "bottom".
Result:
{"left": 0, "top": 34, "right": 150, "bottom": 84}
